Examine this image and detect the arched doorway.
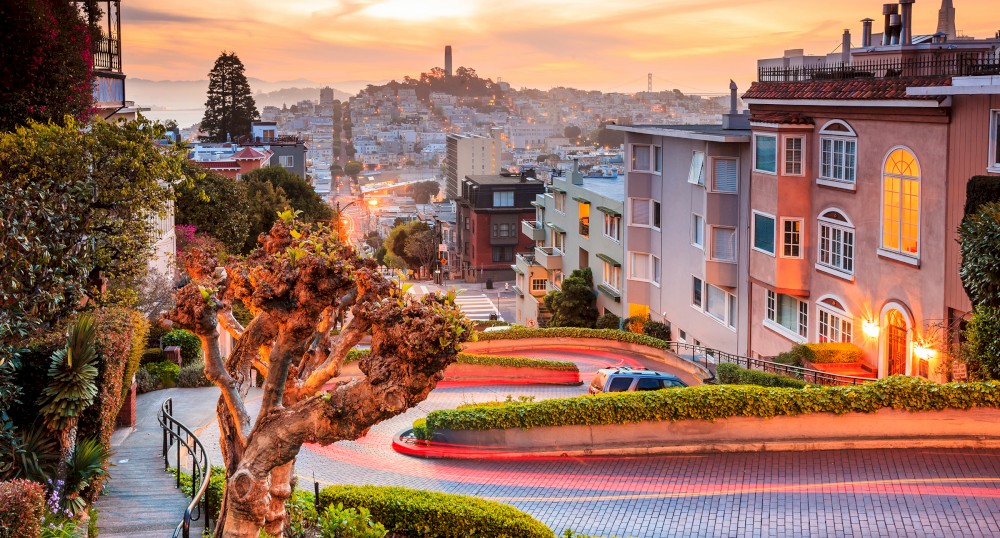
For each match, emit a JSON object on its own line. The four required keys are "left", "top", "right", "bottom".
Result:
{"left": 885, "top": 310, "right": 908, "bottom": 376}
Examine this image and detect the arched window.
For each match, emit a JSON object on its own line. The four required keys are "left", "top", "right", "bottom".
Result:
{"left": 819, "top": 120, "right": 857, "bottom": 185}
{"left": 881, "top": 147, "right": 921, "bottom": 258}
{"left": 817, "top": 209, "right": 854, "bottom": 277}
{"left": 816, "top": 295, "right": 853, "bottom": 343}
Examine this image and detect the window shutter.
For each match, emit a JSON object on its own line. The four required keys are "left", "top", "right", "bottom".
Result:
{"left": 713, "top": 159, "right": 738, "bottom": 192}
{"left": 712, "top": 228, "right": 736, "bottom": 262}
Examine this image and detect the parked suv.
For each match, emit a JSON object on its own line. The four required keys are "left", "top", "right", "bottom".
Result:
{"left": 588, "top": 367, "right": 687, "bottom": 395}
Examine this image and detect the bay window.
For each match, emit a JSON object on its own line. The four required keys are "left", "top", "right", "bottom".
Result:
{"left": 765, "top": 290, "right": 808, "bottom": 340}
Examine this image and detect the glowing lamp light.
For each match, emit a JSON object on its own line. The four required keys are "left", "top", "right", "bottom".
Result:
{"left": 862, "top": 320, "right": 880, "bottom": 338}
{"left": 913, "top": 343, "right": 936, "bottom": 361}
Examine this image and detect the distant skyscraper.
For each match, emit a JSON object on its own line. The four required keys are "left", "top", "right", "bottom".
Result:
{"left": 445, "top": 45, "right": 453, "bottom": 77}
{"left": 937, "top": 0, "right": 957, "bottom": 39}
{"left": 320, "top": 87, "right": 334, "bottom": 105}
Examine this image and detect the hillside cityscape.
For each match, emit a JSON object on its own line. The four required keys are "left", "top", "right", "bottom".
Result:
{"left": 3, "top": 1, "right": 1000, "bottom": 537}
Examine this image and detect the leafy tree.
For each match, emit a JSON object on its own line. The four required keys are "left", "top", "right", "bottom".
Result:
{"left": 963, "top": 305, "right": 1000, "bottom": 379}
{"left": 241, "top": 176, "right": 290, "bottom": 253}
{"left": 594, "top": 126, "right": 625, "bottom": 148}
{"left": 563, "top": 125, "right": 582, "bottom": 140}
{"left": 0, "top": 0, "right": 94, "bottom": 131}
{"left": 166, "top": 217, "right": 468, "bottom": 536}
{"left": 384, "top": 221, "right": 434, "bottom": 272}
{"left": 960, "top": 201, "right": 1000, "bottom": 309}
{"left": 409, "top": 181, "right": 441, "bottom": 204}
{"left": 0, "top": 118, "right": 184, "bottom": 350}
{"left": 543, "top": 268, "right": 598, "bottom": 328}
{"left": 244, "top": 167, "right": 332, "bottom": 221}
{"left": 175, "top": 163, "right": 252, "bottom": 253}
{"left": 200, "top": 52, "right": 260, "bottom": 142}
{"left": 344, "top": 161, "right": 364, "bottom": 179}
{"left": 404, "top": 229, "right": 438, "bottom": 276}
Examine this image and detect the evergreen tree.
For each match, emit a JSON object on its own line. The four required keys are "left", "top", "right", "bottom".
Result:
{"left": 544, "top": 268, "right": 599, "bottom": 328}
{"left": 200, "top": 52, "right": 259, "bottom": 142}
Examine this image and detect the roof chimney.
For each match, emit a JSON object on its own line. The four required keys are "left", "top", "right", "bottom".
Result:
{"left": 899, "top": 0, "right": 916, "bottom": 46}
{"left": 842, "top": 29, "right": 852, "bottom": 63}
{"left": 571, "top": 160, "right": 583, "bottom": 186}
{"left": 862, "top": 18, "right": 874, "bottom": 47}
{"left": 729, "top": 80, "right": 738, "bottom": 116}
{"left": 883, "top": 3, "right": 899, "bottom": 45}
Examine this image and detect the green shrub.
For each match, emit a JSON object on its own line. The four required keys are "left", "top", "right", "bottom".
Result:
{"left": 177, "top": 362, "right": 213, "bottom": 388}
{"left": 802, "top": 343, "right": 863, "bottom": 364}
{"left": 161, "top": 329, "right": 202, "bottom": 364}
{"left": 642, "top": 319, "right": 671, "bottom": 341}
{"left": 347, "top": 349, "right": 578, "bottom": 372}
{"left": 171, "top": 466, "right": 225, "bottom": 518}
{"left": 144, "top": 361, "right": 180, "bottom": 389}
{"left": 474, "top": 327, "right": 672, "bottom": 351}
{"left": 141, "top": 347, "right": 163, "bottom": 365}
{"left": 420, "top": 376, "right": 1000, "bottom": 437}
{"left": 318, "top": 485, "right": 553, "bottom": 538}
{"left": 964, "top": 175, "right": 1000, "bottom": 217}
{"left": 231, "top": 300, "right": 255, "bottom": 327}
{"left": 411, "top": 418, "right": 429, "bottom": 441}
{"left": 318, "top": 503, "right": 387, "bottom": 538}
{"left": 135, "top": 368, "right": 159, "bottom": 393}
{"left": 286, "top": 489, "right": 318, "bottom": 538}
{"left": 595, "top": 312, "right": 621, "bottom": 330}
{"left": 963, "top": 305, "right": 1000, "bottom": 379}
{"left": 621, "top": 316, "right": 645, "bottom": 334}
{"left": 716, "top": 363, "right": 806, "bottom": 389}
{"left": 0, "top": 479, "right": 45, "bottom": 538}
{"left": 121, "top": 313, "right": 150, "bottom": 404}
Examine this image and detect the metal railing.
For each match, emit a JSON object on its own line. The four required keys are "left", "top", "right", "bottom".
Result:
{"left": 516, "top": 251, "right": 537, "bottom": 265}
{"left": 158, "top": 398, "right": 212, "bottom": 538}
{"left": 92, "top": 35, "right": 122, "bottom": 72}
{"left": 579, "top": 220, "right": 590, "bottom": 236}
{"left": 666, "top": 342, "right": 874, "bottom": 386}
{"left": 758, "top": 53, "right": 1000, "bottom": 83}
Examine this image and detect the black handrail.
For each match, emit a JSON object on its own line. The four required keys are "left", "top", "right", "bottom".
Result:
{"left": 158, "top": 398, "right": 212, "bottom": 538}
{"left": 666, "top": 341, "right": 874, "bottom": 386}
{"left": 758, "top": 53, "right": 1000, "bottom": 83}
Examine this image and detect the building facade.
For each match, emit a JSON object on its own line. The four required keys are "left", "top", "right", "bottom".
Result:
{"left": 456, "top": 174, "right": 545, "bottom": 283}
{"left": 513, "top": 166, "right": 625, "bottom": 327}
{"left": 445, "top": 134, "right": 501, "bottom": 199}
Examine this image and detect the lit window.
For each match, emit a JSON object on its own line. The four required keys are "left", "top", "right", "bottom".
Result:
{"left": 752, "top": 212, "right": 776, "bottom": 255}
{"left": 781, "top": 219, "right": 802, "bottom": 258}
{"left": 688, "top": 151, "right": 706, "bottom": 185}
{"left": 602, "top": 261, "right": 622, "bottom": 292}
{"left": 817, "top": 298, "right": 853, "bottom": 343}
{"left": 819, "top": 120, "right": 857, "bottom": 185}
{"left": 754, "top": 134, "right": 777, "bottom": 174}
{"left": 784, "top": 136, "right": 804, "bottom": 176}
{"left": 765, "top": 290, "right": 808, "bottom": 340}
{"left": 712, "top": 158, "right": 738, "bottom": 192}
{"left": 631, "top": 145, "right": 651, "bottom": 171}
{"left": 712, "top": 227, "right": 737, "bottom": 262}
{"left": 692, "top": 214, "right": 704, "bottom": 248}
{"left": 818, "top": 210, "right": 854, "bottom": 276}
{"left": 531, "top": 279, "right": 547, "bottom": 292}
{"left": 881, "top": 147, "right": 921, "bottom": 258}
{"left": 603, "top": 213, "right": 621, "bottom": 241}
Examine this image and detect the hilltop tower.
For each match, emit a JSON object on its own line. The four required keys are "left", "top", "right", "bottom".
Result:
{"left": 445, "top": 45, "right": 453, "bottom": 77}
{"left": 937, "top": 0, "right": 957, "bottom": 39}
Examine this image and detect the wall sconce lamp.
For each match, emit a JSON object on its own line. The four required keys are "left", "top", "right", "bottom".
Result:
{"left": 862, "top": 320, "right": 880, "bottom": 339}
{"left": 913, "top": 343, "right": 937, "bottom": 361}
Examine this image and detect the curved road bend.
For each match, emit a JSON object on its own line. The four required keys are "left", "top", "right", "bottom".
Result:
{"left": 289, "top": 348, "right": 1000, "bottom": 537}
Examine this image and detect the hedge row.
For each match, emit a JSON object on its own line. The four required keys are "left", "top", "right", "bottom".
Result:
{"left": 0, "top": 479, "right": 44, "bottom": 538}
{"left": 345, "top": 349, "right": 578, "bottom": 372}
{"left": 420, "top": 376, "right": 1000, "bottom": 436}
{"left": 318, "top": 485, "right": 553, "bottom": 538}
{"left": 473, "top": 327, "right": 671, "bottom": 350}
{"left": 716, "top": 363, "right": 807, "bottom": 389}
{"left": 776, "top": 343, "right": 863, "bottom": 366}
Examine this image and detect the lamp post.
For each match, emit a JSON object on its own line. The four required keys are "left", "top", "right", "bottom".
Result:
{"left": 334, "top": 198, "right": 377, "bottom": 243}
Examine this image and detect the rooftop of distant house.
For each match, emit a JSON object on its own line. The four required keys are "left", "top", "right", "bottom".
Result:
{"left": 609, "top": 124, "right": 750, "bottom": 143}
{"left": 464, "top": 174, "right": 545, "bottom": 186}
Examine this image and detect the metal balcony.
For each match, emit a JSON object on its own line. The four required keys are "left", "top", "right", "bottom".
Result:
{"left": 534, "top": 246, "right": 563, "bottom": 271}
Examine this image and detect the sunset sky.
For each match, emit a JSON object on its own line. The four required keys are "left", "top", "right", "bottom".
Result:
{"left": 122, "top": 0, "right": 998, "bottom": 94}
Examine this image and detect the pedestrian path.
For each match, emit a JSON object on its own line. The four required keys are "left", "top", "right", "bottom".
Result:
{"left": 97, "top": 388, "right": 219, "bottom": 537}
{"left": 452, "top": 293, "right": 503, "bottom": 321}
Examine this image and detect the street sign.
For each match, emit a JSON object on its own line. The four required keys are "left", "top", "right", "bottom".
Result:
{"left": 438, "top": 243, "right": 447, "bottom": 252}
{"left": 953, "top": 361, "right": 968, "bottom": 381}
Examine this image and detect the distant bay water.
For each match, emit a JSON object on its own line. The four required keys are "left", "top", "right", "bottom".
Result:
{"left": 141, "top": 109, "right": 204, "bottom": 129}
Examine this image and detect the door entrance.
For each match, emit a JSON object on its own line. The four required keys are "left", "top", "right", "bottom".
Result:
{"left": 886, "top": 310, "right": 907, "bottom": 376}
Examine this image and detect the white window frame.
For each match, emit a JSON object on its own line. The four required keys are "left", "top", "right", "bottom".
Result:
{"left": 688, "top": 151, "right": 706, "bottom": 186}
{"left": 783, "top": 135, "right": 805, "bottom": 177}
{"left": 628, "top": 252, "right": 659, "bottom": 286}
{"left": 817, "top": 209, "right": 855, "bottom": 280}
{"left": 531, "top": 278, "right": 548, "bottom": 292}
{"left": 692, "top": 276, "right": 703, "bottom": 308}
{"left": 753, "top": 133, "right": 778, "bottom": 175}
{"left": 630, "top": 144, "right": 653, "bottom": 172}
{"left": 780, "top": 218, "right": 803, "bottom": 259}
{"left": 630, "top": 198, "right": 659, "bottom": 229}
{"left": 602, "top": 261, "right": 622, "bottom": 292}
{"left": 710, "top": 157, "right": 739, "bottom": 193}
{"left": 652, "top": 200, "right": 661, "bottom": 231}
{"left": 989, "top": 110, "right": 1000, "bottom": 173}
{"left": 603, "top": 213, "right": 621, "bottom": 242}
{"left": 818, "top": 120, "right": 858, "bottom": 189}
{"left": 653, "top": 145, "right": 663, "bottom": 174}
{"left": 816, "top": 296, "right": 854, "bottom": 344}
{"left": 710, "top": 226, "right": 737, "bottom": 263}
{"left": 279, "top": 155, "right": 294, "bottom": 168}
{"left": 764, "top": 289, "right": 808, "bottom": 343}
{"left": 704, "top": 284, "right": 728, "bottom": 323}
{"left": 554, "top": 191, "right": 567, "bottom": 213}
{"left": 691, "top": 213, "right": 704, "bottom": 249}
{"left": 752, "top": 210, "right": 777, "bottom": 257}
{"left": 879, "top": 145, "right": 921, "bottom": 263}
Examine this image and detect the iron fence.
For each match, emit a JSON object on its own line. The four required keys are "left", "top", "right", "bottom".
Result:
{"left": 758, "top": 53, "right": 1000, "bottom": 83}
{"left": 667, "top": 342, "right": 873, "bottom": 386}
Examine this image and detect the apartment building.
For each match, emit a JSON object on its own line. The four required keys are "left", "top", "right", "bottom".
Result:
{"left": 614, "top": 89, "right": 753, "bottom": 354}
{"left": 445, "top": 134, "right": 501, "bottom": 199}
{"left": 742, "top": 7, "right": 1000, "bottom": 380}
{"left": 456, "top": 174, "right": 545, "bottom": 282}
{"left": 513, "top": 165, "right": 625, "bottom": 327}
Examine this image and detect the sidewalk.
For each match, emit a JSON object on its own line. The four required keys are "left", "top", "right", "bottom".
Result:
{"left": 97, "top": 387, "right": 220, "bottom": 537}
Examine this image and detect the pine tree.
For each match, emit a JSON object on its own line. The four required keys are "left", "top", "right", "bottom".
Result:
{"left": 200, "top": 52, "right": 259, "bottom": 142}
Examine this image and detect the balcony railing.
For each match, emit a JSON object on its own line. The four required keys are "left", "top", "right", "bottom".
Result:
{"left": 516, "top": 251, "right": 538, "bottom": 265}
{"left": 579, "top": 218, "right": 590, "bottom": 237}
{"left": 92, "top": 34, "right": 122, "bottom": 72}
{"left": 758, "top": 53, "right": 1000, "bottom": 83}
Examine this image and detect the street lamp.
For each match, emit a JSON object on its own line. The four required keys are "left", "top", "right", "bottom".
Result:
{"left": 334, "top": 198, "right": 367, "bottom": 242}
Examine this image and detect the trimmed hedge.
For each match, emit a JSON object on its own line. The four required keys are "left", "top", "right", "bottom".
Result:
{"left": 0, "top": 479, "right": 44, "bottom": 538}
{"left": 716, "top": 363, "right": 806, "bottom": 389}
{"left": 144, "top": 361, "right": 180, "bottom": 389}
{"left": 346, "top": 349, "right": 578, "bottom": 372}
{"left": 595, "top": 312, "right": 621, "bottom": 330}
{"left": 318, "top": 485, "right": 553, "bottom": 538}
{"left": 177, "top": 362, "right": 213, "bottom": 388}
{"left": 161, "top": 329, "right": 202, "bottom": 364}
{"left": 420, "top": 376, "right": 1000, "bottom": 437}
{"left": 474, "top": 327, "right": 671, "bottom": 351}
{"left": 964, "top": 175, "right": 1000, "bottom": 217}
{"left": 803, "top": 343, "right": 863, "bottom": 364}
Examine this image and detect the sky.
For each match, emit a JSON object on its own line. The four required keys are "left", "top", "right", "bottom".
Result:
{"left": 122, "top": 0, "right": 999, "bottom": 94}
